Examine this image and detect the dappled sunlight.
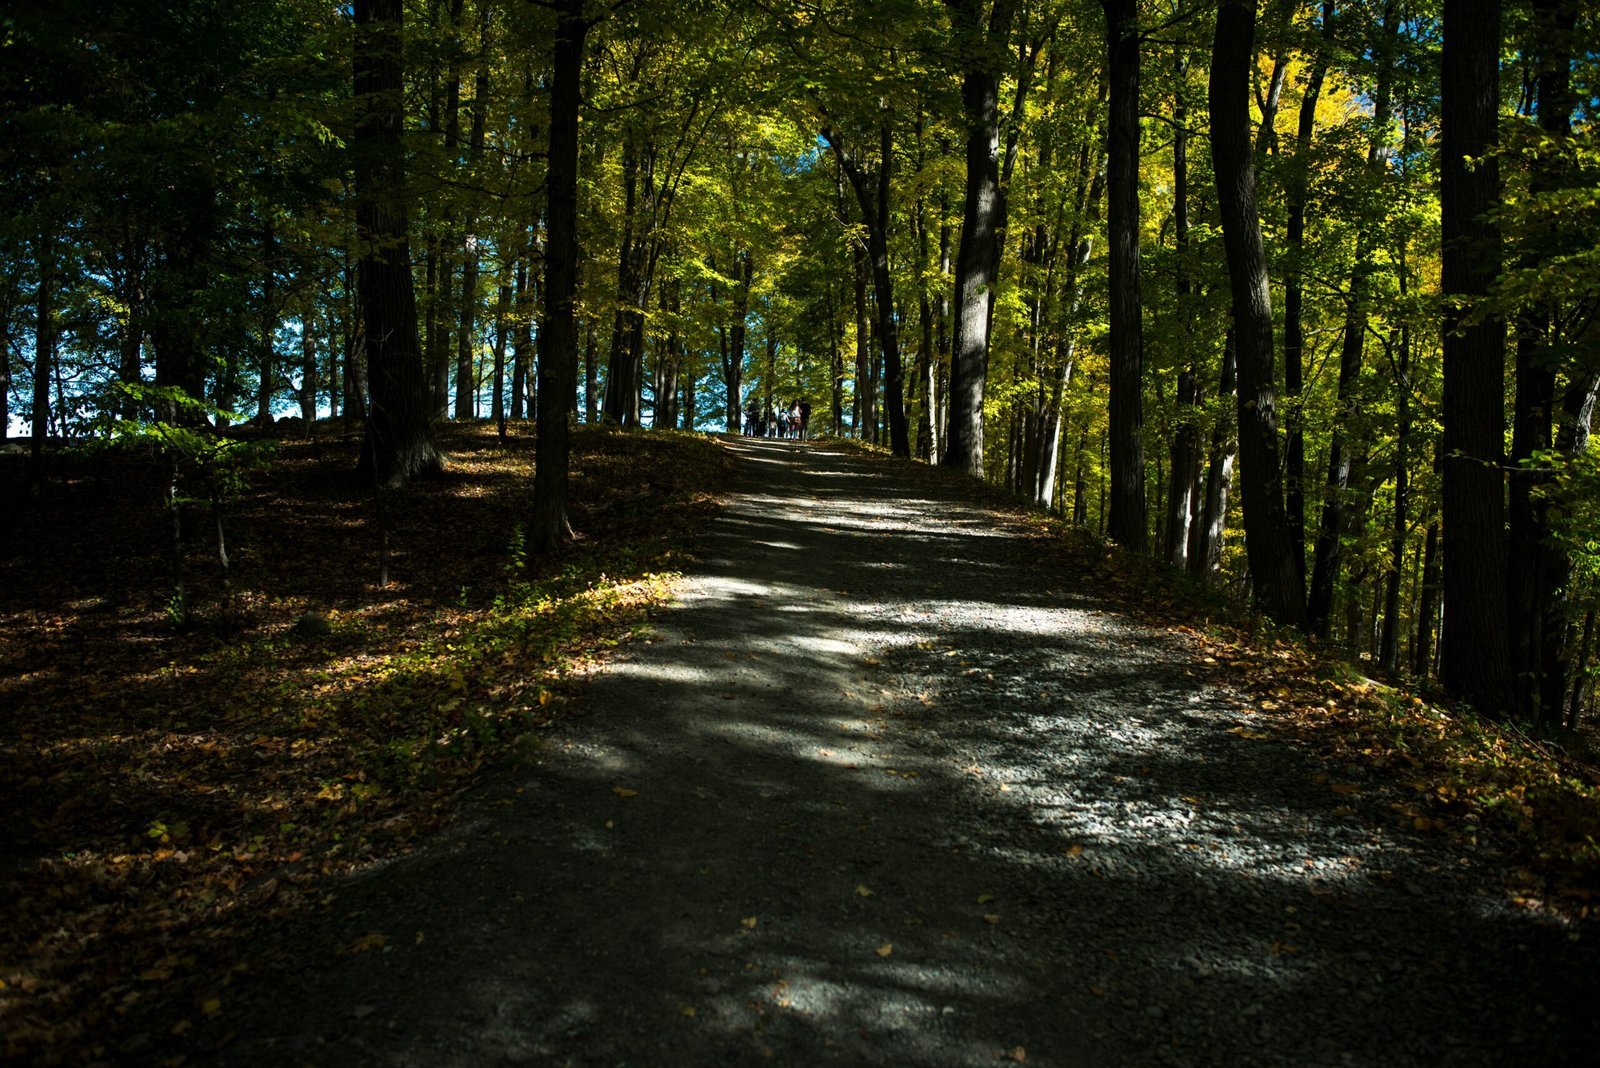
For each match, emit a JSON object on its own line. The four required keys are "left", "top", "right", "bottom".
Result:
{"left": 185, "top": 434, "right": 1591, "bottom": 1067}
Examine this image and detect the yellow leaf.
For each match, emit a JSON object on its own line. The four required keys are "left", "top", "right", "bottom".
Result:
{"left": 1065, "top": 844, "right": 1084, "bottom": 858}
{"left": 539, "top": 690, "right": 552, "bottom": 707}
{"left": 680, "top": 1005, "right": 697, "bottom": 1017}
{"left": 741, "top": 916, "right": 758, "bottom": 929}
{"left": 201, "top": 997, "right": 222, "bottom": 1017}
{"left": 876, "top": 943, "right": 893, "bottom": 957}
{"left": 414, "top": 931, "right": 425, "bottom": 945}
{"left": 977, "top": 893, "right": 996, "bottom": 904}
{"left": 170, "top": 1020, "right": 192, "bottom": 1036}
{"left": 612, "top": 786, "right": 638, "bottom": 798}
{"left": 344, "top": 932, "right": 387, "bottom": 954}
{"left": 855, "top": 884, "right": 874, "bottom": 897}
{"left": 1008, "top": 1047, "right": 1028, "bottom": 1063}
{"left": 1329, "top": 783, "right": 1361, "bottom": 796}
{"left": 983, "top": 914, "right": 1002, "bottom": 925}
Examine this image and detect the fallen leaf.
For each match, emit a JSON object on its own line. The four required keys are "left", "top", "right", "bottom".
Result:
{"left": 612, "top": 786, "right": 639, "bottom": 798}
{"left": 1329, "top": 783, "right": 1361, "bottom": 797}
{"left": 855, "top": 884, "right": 874, "bottom": 897}
{"left": 977, "top": 893, "right": 996, "bottom": 904}
{"left": 1008, "top": 1047, "right": 1028, "bottom": 1063}
{"left": 343, "top": 932, "right": 387, "bottom": 955}
{"left": 680, "top": 1005, "right": 697, "bottom": 1017}
{"left": 200, "top": 997, "right": 222, "bottom": 1017}
{"left": 1065, "top": 844, "right": 1084, "bottom": 858}
{"left": 876, "top": 943, "right": 893, "bottom": 958}
{"left": 741, "top": 916, "right": 758, "bottom": 929}
{"left": 982, "top": 914, "right": 1002, "bottom": 925}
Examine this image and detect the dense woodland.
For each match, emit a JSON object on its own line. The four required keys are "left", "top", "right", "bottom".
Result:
{"left": 2, "top": 0, "right": 1597, "bottom": 724}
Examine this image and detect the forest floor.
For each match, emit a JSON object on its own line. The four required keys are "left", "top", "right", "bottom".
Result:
{"left": 5, "top": 429, "right": 1600, "bottom": 1065}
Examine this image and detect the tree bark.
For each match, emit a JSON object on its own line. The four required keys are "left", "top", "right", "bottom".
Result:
{"left": 454, "top": 7, "right": 492, "bottom": 419}
{"left": 1191, "top": 330, "right": 1237, "bottom": 579}
{"left": 530, "top": 0, "right": 586, "bottom": 551}
{"left": 1102, "top": 0, "right": 1147, "bottom": 549}
{"left": 510, "top": 257, "right": 531, "bottom": 420}
{"left": 1166, "top": 55, "right": 1199, "bottom": 568}
{"left": 29, "top": 232, "right": 55, "bottom": 486}
{"left": 1281, "top": 0, "right": 1334, "bottom": 564}
{"left": 353, "top": 0, "right": 442, "bottom": 488}
{"left": 1439, "top": 0, "right": 1509, "bottom": 707}
{"left": 256, "top": 220, "right": 278, "bottom": 424}
{"left": 941, "top": 0, "right": 1018, "bottom": 476}
{"left": 491, "top": 276, "right": 510, "bottom": 431}
{"left": 1209, "top": 0, "right": 1306, "bottom": 626}
{"left": 1308, "top": 0, "right": 1398, "bottom": 636}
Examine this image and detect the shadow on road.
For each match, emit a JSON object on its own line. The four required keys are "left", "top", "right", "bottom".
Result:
{"left": 207, "top": 437, "right": 1593, "bottom": 1068}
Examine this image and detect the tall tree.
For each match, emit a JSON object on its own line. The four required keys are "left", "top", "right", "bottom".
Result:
{"left": 942, "top": 0, "right": 1018, "bottom": 476}
{"left": 1101, "top": 0, "right": 1146, "bottom": 549}
{"left": 1438, "top": 0, "right": 1508, "bottom": 706}
{"left": 530, "top": 0, "right": 587, "bottom": 551}
{"left": 824, "top": 119, "right": 911, "bottom": 457}
{"left": 353, "top": 0, "right": 443, "bottom": 487}
{"left": 1209, "top": 0, "right": 1306, "bottom": 627}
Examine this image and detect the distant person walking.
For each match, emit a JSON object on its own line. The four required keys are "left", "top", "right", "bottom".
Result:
{"left": 798, "top": 399, "right": 812, "bottom": 440}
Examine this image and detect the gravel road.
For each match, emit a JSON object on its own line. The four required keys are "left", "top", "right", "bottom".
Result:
{"left": 202, "top": 436, "right": 1596, "bottom": 1067}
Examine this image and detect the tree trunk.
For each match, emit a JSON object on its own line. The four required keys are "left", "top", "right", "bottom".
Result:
{"left": 1167, "top": 53, "right": 1200, "bottom": 569}
{"left": 510, "top": 258, "right": 530, "bottom": 420}
{"left": 353, "top": 0, "right": 443, "bottom": 488}
{"left": 29, "top": 233, "right": 54, "bottom": 486}
{"left": 602, "top": 136, "right": 648, "bottom": 427}
{"left": 1381, "top": 323, "right": 1411, "bottom": 673}
{"left": 430, "top": 0, "right": 464, "bottom": 419}
{"left": 1308, "top": 0, "right": 1397, "bottom": 637}
{"left": 299, "top": 315, "right": 317, "bottom": 427}
{"left": 719, "top": 252, "right": 752, "bottom": 432}
{"left": 455, "top": 24, "right": 491, "bottom": 420}
{"left": 1281, "top": 0, "right": 1334, "bottom": 565}
{"left": 530, "top": 0, "right": 586, "bottom": 551}
{"left": 256, "top": 220, "right": 278, "bottom": 425}
{"left": 852, "top": 237, "right": 869, "bottom": 438}
{"left": 1570, "top": 609, "right": 1596, "bottom": 729}
{"left": 1414, "top": 517, "right": 1442, "bottom": 678}
{"left": 1102, "top": 0, "right": 1147, "bottom": 549}
{"left": 491, "top": 277, "right": 510, "bottom": 432}
{"left": 866, "top": 123, "right": 909, "bottom": 456}
{"left": 941, "top": 0, "right": 1018, "bottom": 477}
{"left": 1190, "top": 332, "right": 1237, "bottom": 578}
{"left": 1209, "top": 0, "right": 1306, "bottom": 627}
{"left": 1439, "top": 0, "right": 1509, "bottom": 708}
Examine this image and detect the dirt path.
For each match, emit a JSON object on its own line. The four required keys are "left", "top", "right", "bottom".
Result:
{"left": 203, "top": 437, "right": 1594, "bottom": 1066}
